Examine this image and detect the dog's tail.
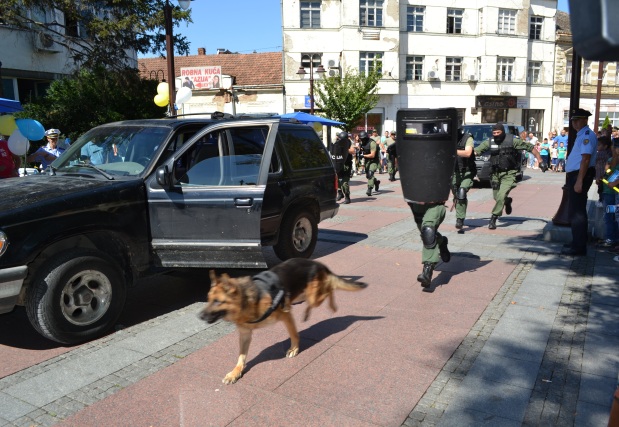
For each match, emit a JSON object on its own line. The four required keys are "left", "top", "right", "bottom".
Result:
{"left": 328, "top": 274, "right": 368, "bottom": 292}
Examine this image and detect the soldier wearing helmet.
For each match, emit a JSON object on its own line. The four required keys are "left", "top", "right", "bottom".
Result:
{"left": 451, "top": 127, "right": 476, "bottom": 230}
{"left": 329, "top": 131, "right": 355, "bottom": 204}
{"left": 26, "top": 128, "right": 65, "bottom": 171}
{"left": 474, "top": 123, "right": 546, "bottom": 230}
{"left": 359, "top": 130, "right": 381, "bottom": 196}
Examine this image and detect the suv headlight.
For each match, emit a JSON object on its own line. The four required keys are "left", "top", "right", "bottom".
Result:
{"left": 0, "top": 231, "right": 7, "bottom": 257}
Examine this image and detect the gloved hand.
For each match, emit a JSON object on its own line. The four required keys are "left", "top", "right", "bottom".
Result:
{"left": 540, "top": 162, "right": 548, "bottom": 173}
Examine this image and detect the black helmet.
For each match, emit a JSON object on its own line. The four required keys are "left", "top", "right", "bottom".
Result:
{"left": 358, "top": 130, "right": 368, "bottom": 140}
{"left": 338, "top": 131, "right": 348, "bottom": 139}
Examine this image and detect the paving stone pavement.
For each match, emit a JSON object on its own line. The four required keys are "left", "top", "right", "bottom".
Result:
{"left": 0, "top": 170, "right": 617, "bottom": 427}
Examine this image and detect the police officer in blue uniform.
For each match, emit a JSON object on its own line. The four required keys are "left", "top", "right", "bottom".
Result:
{"left": 561, "top": 108, "right": 598, "bottom": 256}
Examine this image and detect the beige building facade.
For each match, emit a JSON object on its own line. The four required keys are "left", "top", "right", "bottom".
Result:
{"left": 283, "top": 0, "right": 559, "bottom": 137}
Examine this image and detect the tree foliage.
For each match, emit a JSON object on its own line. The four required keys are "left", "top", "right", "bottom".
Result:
{"left": 18, "top": 67, "right": 164, "bottom": 141}
{"left": 314, "top": 67, "right": 382, "bottom": 132}
{"left": 3, "top": 0, "right": 192, "bottom": 70}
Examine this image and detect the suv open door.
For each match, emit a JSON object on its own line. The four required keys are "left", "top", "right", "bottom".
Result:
{"left": 146, "top": 121, "right": 278, "bottom": 269}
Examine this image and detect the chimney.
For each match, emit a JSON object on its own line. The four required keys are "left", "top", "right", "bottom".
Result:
{"left": 198, "top": 47, "right": 206, "bottom": 55}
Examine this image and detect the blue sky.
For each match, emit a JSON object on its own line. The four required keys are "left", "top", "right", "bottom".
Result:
{"left": 158, "top": 0, "right": 570, "bottom": 58}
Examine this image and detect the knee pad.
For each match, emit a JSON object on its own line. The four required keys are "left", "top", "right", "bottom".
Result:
{"left": 366, "top": 168, "right": 375, "bottom": 180}
{"left": 421, "top": 225, "right": 437, "bottom": 249}
{"left": 456, "top": 187, "right": 468, "bottom": 202}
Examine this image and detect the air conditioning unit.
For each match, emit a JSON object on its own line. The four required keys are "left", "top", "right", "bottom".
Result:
{"left": 328, "top": 69, "right": 340, "bottom": 77}
{"left": 469, "top": 74, "right": 478, "bottom": 82}
{"left": 34, "top": 32, "right": 60, "bottom": 53}
{"left": 328, "top": 59, "right": 336, "bottom": 67}
{"left": 427, "top": 70, "right": 438, "bottom": 80}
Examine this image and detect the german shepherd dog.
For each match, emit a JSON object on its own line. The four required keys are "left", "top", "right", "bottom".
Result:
{"left": 199, "top": 258, "right": 368, "bottom": 384}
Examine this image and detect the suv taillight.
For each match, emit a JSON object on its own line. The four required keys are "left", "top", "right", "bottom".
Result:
{"left": 335, "top": 174, "right": 339, "bottom": 193}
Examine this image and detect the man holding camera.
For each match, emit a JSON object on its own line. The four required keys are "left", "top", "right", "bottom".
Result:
{"left": 475, "top": 123, "right": 546, "bottom": 229}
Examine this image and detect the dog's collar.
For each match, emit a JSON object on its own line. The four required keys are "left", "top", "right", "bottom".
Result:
{"left": 247, "top": 271, "right": 286, "bottom": 324}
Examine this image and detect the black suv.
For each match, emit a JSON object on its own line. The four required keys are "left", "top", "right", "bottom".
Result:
{"left": 462, "top": 123, "right": 526, "bottom": 184}
{"left": 0, "top": 115, "right": 338, "bottom": 343}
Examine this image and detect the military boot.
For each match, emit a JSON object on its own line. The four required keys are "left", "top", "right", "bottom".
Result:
{"left": 488, "top": 215, "right": 498, "bottom": 230}
{"left": 336, "top": 190, "right": 343, "bottom": 201}
{"left": 504, "top": 197, "right": 513, "bottom": 215}
{"left": 439, "top": 237, "right": 451, "bottom": 263}
{"left": 342, "top": 196, "right": 351, "bottom": 204}
{"left": 455, "top": 218, "right": 464, "bottom": 229}
{"left": 389, "top": 173, "right": 395, "bottom": 182}
{"left": 366, "top": 187, "right": 372, "bottom": 196}
{"left": 417, "top": 263, "right": 435, "bottom": 288}
{"left": 374, "top": 179, "right": 381, "bottom": 192}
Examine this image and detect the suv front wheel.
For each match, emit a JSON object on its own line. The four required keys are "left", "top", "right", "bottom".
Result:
{"left": 25, "top": 249, "right": 127, "bottom": 344}
{"left": 273, "top": 209, "right": 318, "bottom": 260}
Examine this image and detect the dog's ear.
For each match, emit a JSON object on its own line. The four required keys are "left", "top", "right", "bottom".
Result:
{"left": 219, "top": 274, "right": 238, "bottom": 294}
{"left": 209, "top": 270, "right": 218, "bottom": 283}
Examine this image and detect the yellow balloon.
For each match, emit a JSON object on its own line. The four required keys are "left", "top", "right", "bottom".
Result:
{"left": 0, "top": 115, "right": 17, "bottom": 137}
{"left": 157, "top": 82, "right": 169, "bottom": 96}
{"left": 312, "top": 121, "right": 323, "bottom": 132}
{"left": 154, "top": 94, "right": 169, "bottom": 107}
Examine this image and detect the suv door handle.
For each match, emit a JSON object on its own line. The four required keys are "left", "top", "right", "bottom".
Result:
{"left": 234, "top": 198, "right": 253, "bottom": 207}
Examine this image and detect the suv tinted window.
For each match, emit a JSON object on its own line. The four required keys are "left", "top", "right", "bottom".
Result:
{"left": 279, "top": 127, "right": 331, "bottom": 169}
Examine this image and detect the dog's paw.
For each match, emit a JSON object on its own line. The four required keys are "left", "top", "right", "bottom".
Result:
{"left": 222, "top": 371, "right": 242, "bottom": 384}
{"left": 286, "top": 347, "right": 299, "bottom": 358}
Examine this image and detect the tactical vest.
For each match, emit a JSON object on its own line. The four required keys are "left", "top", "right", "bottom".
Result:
{"left": 489, "top": 134, "right": 520, "bottom": 172}
{"left": 455, "top": 133, "right": 477, "bottom": 176}
{"left": 362, "top": 140, "right": 380, "bottom": 164}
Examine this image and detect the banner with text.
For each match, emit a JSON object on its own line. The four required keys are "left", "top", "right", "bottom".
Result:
{"left": 180, "top": 66, "right": 222, "bottom": 90}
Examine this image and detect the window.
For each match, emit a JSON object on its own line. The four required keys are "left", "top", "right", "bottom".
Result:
{"left": 599, "top": 112, "right": 619, "bottom": 128}
{"left": 497, "top": 57, "right": 514, "bottom": 82}
{"left": 498, "top": 9, "right": 516, "bottom": 35}
{"left": 279, "top": 128, "right": 332, "bottom": 170}
{"left": 360, "top": 52, "right": 383, "bottom": 75}
{"left": 565, "top": 57, "right": 572, "bottom": 83}
{"left": 616, "top": 62, "right": 619, "bottom": 85}
{"left": 447, "top": 8, "right": 463, "bottom": 34}
{"left": 178, "top": 127, "right": 268, "bottom": 186}
{"left": 446, "top": 57, "right": 462, "bottom": 81}
{"left": 563, "top": 110, "right": 570, "bottom": 127}
{"left": 528, "top": 61, "right": 542, "bottom": 84}
{"left": 301, "top": 53, "right": 322, "bottom": 69}
{"left": 406, "top": 56, "right": 424, "bottom": 81}
{"left": 407, "top": 6, "right": 424, "bottom": 32}
{"left": 529, "top": 16, "right": 543, "bottom": 40}
{"left": 300, "top": 1, "right": 321, "bottom": 29}
{"left": 360, "top": 0, "right": 383, "bottom": 27}
{"left": 583, "top": 60, "right": 592, "bottom": 84}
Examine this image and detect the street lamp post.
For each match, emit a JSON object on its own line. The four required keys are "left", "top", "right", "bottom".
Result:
{"left": 296, "top": 57, "right": 325, "bottom": 115}
{"left": 164, "top": 0, "right": 191, "bottom": 117}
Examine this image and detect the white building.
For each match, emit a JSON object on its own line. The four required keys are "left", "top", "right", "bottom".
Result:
{"left": 283, "top": 0, "right": 558, "bottom": 137}
{"left": 0, "top": 6, "right": 136, "bottom": 103}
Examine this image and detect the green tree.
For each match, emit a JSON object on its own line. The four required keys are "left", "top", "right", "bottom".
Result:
{"left": 19, "top": 67, "right": 163, "bottom": 141}
{"left": 3, "top": 0, "right": 191, "bottom": 70}
{"left": 313, "top": 67, "right": 382, "bottom": 131}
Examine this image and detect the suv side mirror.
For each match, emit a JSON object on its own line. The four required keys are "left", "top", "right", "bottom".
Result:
{"left": 156, "top": 165, "right": 170, "bottom": 188}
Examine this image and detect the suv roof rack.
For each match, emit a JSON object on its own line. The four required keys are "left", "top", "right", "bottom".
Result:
{"left": 172, "top": 111, "right": 234, "bottom": 120}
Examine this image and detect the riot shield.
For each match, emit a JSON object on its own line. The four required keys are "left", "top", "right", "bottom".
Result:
{"left": 395, "top": 108, "right": 457, "bottom": 204}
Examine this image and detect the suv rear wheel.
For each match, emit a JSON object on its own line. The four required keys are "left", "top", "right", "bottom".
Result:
{"left": 25, "top": 249, "right": 127, "bottom": 344}
{"left": 273, "top": 209, "right": 318, "bottom": 260}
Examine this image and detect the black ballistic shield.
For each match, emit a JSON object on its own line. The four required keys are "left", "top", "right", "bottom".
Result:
{"left": 395, "top": 108, "right": 457, "bottom": 204}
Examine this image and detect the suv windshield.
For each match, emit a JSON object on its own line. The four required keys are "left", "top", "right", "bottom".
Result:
{"left": 53, "top": 125, "right": 172, "bottom": 177}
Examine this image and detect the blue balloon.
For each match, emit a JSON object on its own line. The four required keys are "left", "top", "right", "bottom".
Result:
{"left": 16, "top": 118, "right": 45, "bottom": 141}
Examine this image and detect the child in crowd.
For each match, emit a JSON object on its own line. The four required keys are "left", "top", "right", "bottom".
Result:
{"left": 557, "top": 141, "right": 567, "bottom": 172}
{"left": 601, "top": 137, "right": 619, "bottom": 248}
{"left": 550, "top": 141, "right": 558, "bottom": 171}
{"left": 595, "top": 137, "right": 613, "bottom": 207}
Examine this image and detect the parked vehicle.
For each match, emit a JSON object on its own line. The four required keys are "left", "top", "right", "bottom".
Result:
{"left": 462, "top": 123, "right": 526, "bottom": 184}
{"left": 0, "top": 114, "right": 338, "bottom": 344}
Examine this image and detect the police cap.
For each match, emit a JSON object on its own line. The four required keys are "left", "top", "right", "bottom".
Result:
{"left": 570, "top": 108, "right": 592, "bottom": 119}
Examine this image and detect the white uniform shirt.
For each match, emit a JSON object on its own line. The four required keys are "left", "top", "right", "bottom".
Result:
{"left": 565, "top": 125, "right": 597, "bottom": 173}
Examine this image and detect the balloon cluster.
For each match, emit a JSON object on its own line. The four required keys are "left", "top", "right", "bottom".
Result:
{"left": 0, "top": 115, "right": 45, "bottom": 156}
{"left": 153, "top": 82, "right": 192, "bottom": 108}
